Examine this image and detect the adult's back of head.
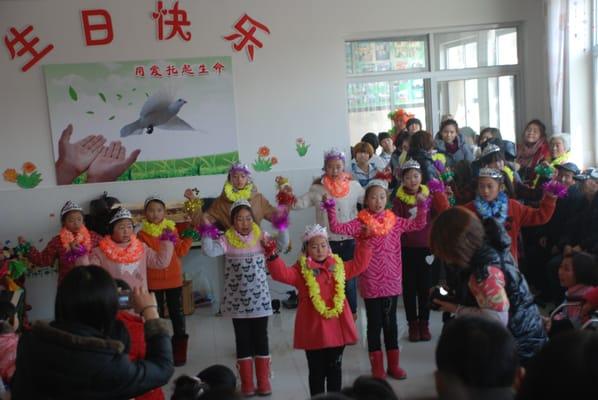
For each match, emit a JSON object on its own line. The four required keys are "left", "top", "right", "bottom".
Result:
{"left": 361, "top": 132, "right": 379, "bottom": 152}
{"left": 516, "top": 330, "right": 598, "bottom": 399}
{"left": 55, "top": 265, "right": 118, "bottom": 335}
{"left": 436, "top": 316, "right": 519, "bottom": 391}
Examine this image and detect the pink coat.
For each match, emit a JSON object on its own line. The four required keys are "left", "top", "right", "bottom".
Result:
{"left": 0, "top": 331, "right": 18, "bottom": 382}
{"left": 327, "top": 205, "right": 426, "bottom": 298}
{"left": 267, "top": 240, "right": 372, "bottom": 350}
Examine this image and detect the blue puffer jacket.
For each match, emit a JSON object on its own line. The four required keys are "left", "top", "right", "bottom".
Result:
{"left": 448, "top": 220, "right": 547, "bottom": 362}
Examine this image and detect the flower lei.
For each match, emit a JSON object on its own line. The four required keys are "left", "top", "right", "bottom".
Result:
{"left": 503, "top": 166, "right": 514, "bottom": 183}
{"left": 473, "top": 191, "right": 509, "bottom": 224}
{"left": 299, "top": 254, "right": 345, "bottom": 319}
{"left": 224, "top": 223, "right": 261, "bottom": 249}
{"left": 358, "top": 210, "right": 396, "bottom": 236}
{"left": 224, "top": 182, "right": 253, "bottom": 202}
{"left": 396, "top": 185, "right": 430, "bottom": 206}
{"left": 59, "top": 226, "right": 91, "bottom": 251}
{"left": 141, "top": 219, "right": 176, "bottom": 237}
{"left": 99, "top": 235, "right": 144, "bottom": 264}
{"left": 322, "top": 173, "right": 351, "bottom": 198}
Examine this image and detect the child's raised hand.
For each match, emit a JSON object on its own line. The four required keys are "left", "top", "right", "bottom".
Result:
{"left": 415, "top": 193, "right": 428, "bottom": 204}
{"left": 200, "top": 214, "right": 212, "bottom": 226}
{"left": 184, "top": 188, "right": 197, "bottom": 200}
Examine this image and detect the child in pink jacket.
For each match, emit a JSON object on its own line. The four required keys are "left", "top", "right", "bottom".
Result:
{"left": 0, "top": 301, "right": 19, "bottom": 388}
{"left": 324, "top": 179, "right": 427, "bottom": 380}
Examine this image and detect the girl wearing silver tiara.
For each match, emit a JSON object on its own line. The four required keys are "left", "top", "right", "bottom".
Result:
{"left": 264, "top": 224, "right": 373, "bottom": 396}
{"left": 393, "top": 160, "right": 450, "bottom": 343}
{"left": 19, "top": 201, "right": 102, "bottom": 283}
{"left": 323, "top": 179, "right": 428, "bottom": 381}
{"left": 463, "top": 168, "right": 557, "bottom": 262}
{"left": 282, "top": 148, "right": 364, "bottom": 319}
{"left": 200, "top": 200, "right": 289, "bottom": 397}
{"left": 184, "top": 162, "right": 278, "bottom": 230}
{"left": 85, "top": 207, "right": 175, "bottom": 290}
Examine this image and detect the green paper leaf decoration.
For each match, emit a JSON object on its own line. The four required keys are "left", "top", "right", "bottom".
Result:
{"left": 99, "top": 93, "right": 106, "bottom": 103}
{"left": 68, "top": 86, "right": 78, "bottom": 101}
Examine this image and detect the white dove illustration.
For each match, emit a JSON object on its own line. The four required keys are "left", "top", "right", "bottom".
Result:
{"left": 120, "top": 92, "right": 194, "bottom": 137}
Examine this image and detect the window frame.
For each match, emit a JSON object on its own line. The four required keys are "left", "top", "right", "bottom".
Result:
{"left": 345, "top": 22, "right": 525, "bottom": 141}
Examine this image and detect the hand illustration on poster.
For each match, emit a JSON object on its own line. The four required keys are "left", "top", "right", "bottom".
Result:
{"left": 43, "top": 57, "right": 239, "bottom": 185}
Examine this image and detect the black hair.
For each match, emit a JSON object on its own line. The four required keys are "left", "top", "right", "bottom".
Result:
{"left": 0, "top": 301, "right": 16, "bottom": 322}
{"left": 108, "top": 207, "right": 133, "bottom": 235}
{"left": 361, "top": 132, "right": 379, "bottom": 151}
{"left": 516, "top": 330, "right": 598, "bottom": 399}
{"left": 86, "top": 192, "right": 121, "bottom": 235}
{"left": 401, "top": 165, "right": 423, "bottom": 178}
{"left": 523, "top": 119, "right": 547, "bottom": 139}
{"left": 436, "top": 316, "right": 518, "bottom": 388}
{"left": 406, "top": 117, "right": 422, "bottom": 129}
{"left": 55, "top": 265, "right": 118, "bottom": 335}
{"left": 394, "top": 131, "right": 410, "bottom": 148}
{"left": 438, "top": 119, "right": 459, "bottom": 139}
{"left": 409, "top": 130, "right": 434, "bottom": 152}
{"left": 340, "top": 376, "right": 399, "bottom": 400}
{"left": 363, "top": 184, "right": 388, "bottom": 209}
{"left": 60, "top": 210, "right": 84, "bottom": 225}
{"left": 144, "top": 199, "right": 166, "bottom": 211}
{"left": 171, "top": 365, "right": 237, "bottom": 400}
{"left": 479, "top": 127, "right": 503, "bottom": 144}
{"left": 565, "top": 251, "right": 598, "bottom": 286}
{"left": 229, "top": 204, "right": 255, "bottom": 227}
{"left": 114, "top": 278, "right": 131, "bottom": 292}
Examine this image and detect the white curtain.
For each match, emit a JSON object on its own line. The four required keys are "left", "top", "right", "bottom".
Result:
{"left": 545, "top": 0, "right": 569, "bottom": 134}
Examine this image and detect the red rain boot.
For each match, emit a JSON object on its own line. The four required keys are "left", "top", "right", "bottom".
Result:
{"left": 172, "top": 334, "right": 189, "bottom": 367}
{"left": 237, "top": 357, "right": 256, "bottom": 397}
{"left": 369, "top": 350, "right": 387, "bottom": 380}
{"left": 386, "top": 349, "right": 407, "bottom": 380}
{"left": 419, "top": 320, "right": 432, "bottom": 342}
{"left": 254, "top": 355, "right": 272, "bottom": 396}
{"left": 408, "top": 321, "right": 420, "bottom": 342}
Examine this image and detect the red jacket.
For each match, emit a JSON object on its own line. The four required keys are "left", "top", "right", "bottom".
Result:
{"left": 267, "top": 240, "right": 372, "bottom": 350}
{"left": 464, "top": 194, "right": 556, "bottom": 260}
{"left": 116, "top": 312, "right": 165, "bottom": 400}
{"left": 138, "top": 227, "right": 193, "bottom": 290}
{"left": 27, "top": 231, "right": 102, "bottom": 283}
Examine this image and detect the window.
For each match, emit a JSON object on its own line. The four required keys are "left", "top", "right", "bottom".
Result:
{"left": 346, "top": 25, "right": 521, "bottom": 144}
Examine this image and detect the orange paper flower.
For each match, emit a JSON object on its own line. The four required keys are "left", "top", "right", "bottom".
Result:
{"left": 3, "top": 168, "right": 17, "bottom": 183}
{"left": 258, "top": 146, "right": 270, "bottom": 157}
{"left": 22, "top": 161, "right": 37, "bottom": 174}
{"left": 271, "top": 157, "right": 278, "bottom": 165}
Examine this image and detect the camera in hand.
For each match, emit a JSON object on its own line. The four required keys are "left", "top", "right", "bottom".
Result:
{"left": 429, "top": 286, "right": 455, "bottom": 311}
{"left": 118, "top": 290, "right": 132, "bottom": 310}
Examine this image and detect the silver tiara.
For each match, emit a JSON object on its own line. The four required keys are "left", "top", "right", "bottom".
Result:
{"left": 144, "top": 195, "right": 165, "bottom": 209}
{"left": 230, "top": 199, "right": 252, "bottom": 214}
{"left": 60, "top": 201, "right": 83, "bottom": 217}
{"left": 480, "top": 144, "right": 501, "bottom": 159}
{"left": 402, "top": 159, "right": 421, "bottom": 171}
{"left": 478, "top": 167, "right": 503, "bottom": 180}
{"left": 303, "top": 224, "right": 328, "bottom": 242}
{"left": 109, "top": 208, "right": 133, "bottom": 224}
{"left": 366, "top": 179, "right": 388, "bottom": 191}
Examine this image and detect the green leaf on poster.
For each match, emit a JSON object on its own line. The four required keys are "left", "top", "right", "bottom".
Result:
{"left": 68, "top": 86, "right": 78, "bottom": 101}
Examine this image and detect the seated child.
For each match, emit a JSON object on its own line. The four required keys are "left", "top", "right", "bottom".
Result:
{"left": 0, "top": 301, "right": 19, "bottom": 390}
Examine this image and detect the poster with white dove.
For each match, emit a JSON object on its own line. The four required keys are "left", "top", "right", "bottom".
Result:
{"left": 43, "top": 57, "right": 239, "bottom": 185}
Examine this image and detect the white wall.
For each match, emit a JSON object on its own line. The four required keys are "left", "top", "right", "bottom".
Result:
{"left": 0, "top": 0, "right": 547, "bottom": 244}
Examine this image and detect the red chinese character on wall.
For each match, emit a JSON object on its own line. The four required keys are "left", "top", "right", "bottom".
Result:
{"left": 81, "top": 9, "right": 114, "bottom": 46}
{"left": 181, "top": 63, "right": 194, "bottom": 76}
{"left": 212, "top": 62, "right": 224, "bottom": 74}
{"left": 150, "top": 65, "right": 163, "bottom": 77}
{"left": 135, "top": 66, "right": 146, "bottom": 77}
{"left": 3, "top": 25, "right": 54, "bottom": 72}
{"left": 166, "top": 64, "right": 179, "bottom": 76}
{"left": 197, "top": 64, "right": 208, "bottom": 75}
{"left": 223, "top": 14, "right": 270, "bottom": 61}
{"left": 152, "top": 1, "right": 191, "bottom": 41}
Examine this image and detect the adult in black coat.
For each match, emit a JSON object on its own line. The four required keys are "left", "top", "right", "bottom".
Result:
{"left": 11, "top": 266, "right": 174, "bottom": 400}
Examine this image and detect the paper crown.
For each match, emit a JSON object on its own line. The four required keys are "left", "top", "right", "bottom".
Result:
{"left": 144, "top": 195, "right": 165, "bottom": 209}
{"left": 324, "top": 148, "right": 346, "bottom": 162}
{"left": 228, "top": 162, "right": 252, "bottom": 176}
{"left": 478, "top": 167, "right": 504, "bottom": 180}
{"left": 60, "top": 201, "right": 83, "bottom": 217}
{"left": 365, "top": 179, "right": 389, "bottom": 191}
{"left": 480, "top": 143, "right": 501, "bottom": 159}
{"left": 302, "top": 224, "right": 328, "bottom": 242}
{"left": 109, "top": 208, "right": 133, "bottom": 225}
{"left": 401, "top": 159, "right": 421, "bottom": 172}
{"left": 230, "top": 199, "right": 252, "bottom": 214}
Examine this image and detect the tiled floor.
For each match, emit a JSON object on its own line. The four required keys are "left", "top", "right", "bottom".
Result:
{"left": 165, "top": 301, "right": 441, "bottom": 400}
